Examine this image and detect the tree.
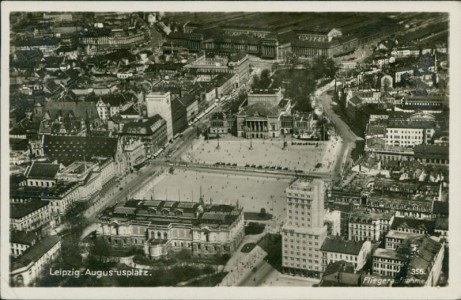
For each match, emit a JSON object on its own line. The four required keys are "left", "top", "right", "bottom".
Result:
{"left": 90, "top": 238, "right": 111, "bottom": 258}
{"left": 259, "top": 208, "right": 267, "bottom": 218}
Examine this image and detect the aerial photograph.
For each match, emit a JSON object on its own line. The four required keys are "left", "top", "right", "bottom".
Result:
{"left": 7, "top": 10, "right": 449, "bottom": 288}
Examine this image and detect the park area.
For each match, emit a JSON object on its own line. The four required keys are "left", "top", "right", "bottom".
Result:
{"left": 179, "top": 136, "right": 341, "bottom": 173}
{"left": 138, "top": 168, "right": 290, "bottom": 225}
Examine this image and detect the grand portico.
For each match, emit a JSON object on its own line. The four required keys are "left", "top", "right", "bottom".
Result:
{"left": 236, "top": 102, "right": 284, "bottom": 138}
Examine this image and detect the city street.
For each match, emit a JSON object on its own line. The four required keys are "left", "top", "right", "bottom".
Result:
{"left": 317, "top": 89, "right": 363, "bottom": 180}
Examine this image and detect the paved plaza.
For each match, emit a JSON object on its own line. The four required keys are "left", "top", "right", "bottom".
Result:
{"left": 137, "top": 169, "right": 290, "bottom": 225}
{"left": 180, "top": 136, "right": 341, "bottom": 173}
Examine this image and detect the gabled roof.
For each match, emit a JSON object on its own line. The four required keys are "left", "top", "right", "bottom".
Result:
{"left": 10, "top": 231, "right": 38, "bottom": 245}
{"left": 11, "top": 236, "right": 60, "bottom": 270}
{"left": 10, "top": 200, "right": 49, "bottom": 219}
{"left": 25, "top": 161, "right": 60, "bottom": 180}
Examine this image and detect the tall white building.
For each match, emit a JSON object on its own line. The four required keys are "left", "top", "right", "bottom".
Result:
{"left": 146, "top": 92, "right": 173, "bottom": 142}
{"left": 282, "top": 178, "right": 328, "bottom": 277}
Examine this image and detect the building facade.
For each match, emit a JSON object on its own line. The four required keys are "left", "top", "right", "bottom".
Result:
{"left": 320, "top": 237, "right": 371, "bottom": 272}
{"left": 146, "top": 92, "right": 173, "bottom": 142}
{"left": 96, "top": 200, "right": 245, "bottom": 259}
{"left": 10, "top": 236, "right": 61, "bottom": 287}
{"left": 282, "top": 179, "right": 328, "bottom": 277}
{"left": 10, "top": 201, "right": 51, "bottom": 232}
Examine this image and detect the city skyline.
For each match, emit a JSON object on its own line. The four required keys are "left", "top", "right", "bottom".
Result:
{"left": 1, "top": 2, "right": 460, "bottom": 300}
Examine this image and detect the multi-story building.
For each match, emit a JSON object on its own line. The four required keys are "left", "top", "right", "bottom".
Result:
{"left": 236, "top": 99, "right": 289, "bottom": 139}
{"left": 390, "top": 217, "right": 435, "bottom": 235}
{"left": 41, "top": 181, "right": 80, "bottom": 220}
{"left": 146, "top": 92, "right": 173, "bottom": 142}
{"left": 385, "top": 230, "right": 423, "bottom": 250}
{"left": 10, "top": 236, "right": 61, "bottom": 287}
{"left": 372, "top": 248, "right": 407, "bottom": 278}
{"left": 320, "top": 260, "right": 362, "bottom": 287}
{"left": 80, "top": 28, "right": 146, "bottom": 54}
{"left": 413, "top": 145, "right": 449, "bottom": 165}
{"left": 123, "top": 138, "right": 146, "bottom": 172}
{"left": 24, "top": 162, "right": 60, "bottom": 188}
{"left": 320, "top": 236, "right": 371, "bottom": 271}
{"left": 282, "top": 179, "right": 328, "bottom": 277}
{"left": 96, "top": 200, "right": 245, "bottom": 259}
{"left": 376, "top": 236, "right": 446, "bottom": 286}
{"left": 120, "top": 115, "right": 168, "bottom": 156}
{"left": 208, "top": 112, "right": 235, "bottom": 137}
{"left": 96, "top": 94, "right": 132, "bottom": 121}
{"left": 247, "top": 88, "right": 283, "bottom": 107}
{"left": 405, "top": 236, "right": 445, "bottom": 286}
{"left": 10, "top": 231, "right": 38, "bottom": 258}
{"left": 348, "top": 211, "right": 394, "bottom": 242}
{"left": 10, "top": 200, "right": 51, "bottom": 232}
{"left": 385, "top": 113, "right": 437, "bottom": 147}
{"left": 43, "top": 135, "right": 125, "bottom": 173}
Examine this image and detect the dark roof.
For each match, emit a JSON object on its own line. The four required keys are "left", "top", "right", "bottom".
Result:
{"left": 10, "top": 201, "right": 49, "bottom": 219}
{"left": 10, "top": 138, "right": 29, "bottom": 151}
{"left": 122, "top": 115, "right": 166, "bottom": 135}
{"left": 43, "top": 135, "right": 119, "bottom": 166}
{"left": 391, "top": 217, "right": 434, "bottom": 233}
{"left": 11, "top": 236, "right": 60, "bottom": 270}
{"left": 323, "top": 260, "right": 356, "bottom": 277}
{"left": 104, "top": 49, "right": 137, "bottom": 62}
{"left": 432, "top": 201, "right": 448, "bottom": 215}
{"left": 10, "top": 231, "right": 38, "bottom": 245}
{"left": 120, "top": 105, "right": 139, "bottom": 116}
{"left": 25, "top": 162, "right": 60, "bottom": 180}
{"left": 55, "top": 45, "right": 78, "bottom": 53}
{"left": 320, "top": 236, "right": 365, "bottom": 255}
{"left": 178, "top": 92, "right": 199, "bottom": 107}
{"left": 99, "top": 93, "right": 130, "bottom": 106}
{"left": 239, "top": 102, "right": 281, "bottom": 117}
{"left": 43, "top": 56, "right": 65, "bottom": 68}
{"left": 45, "top": 101, "right": 99, "bottom": 120}
{"left": 434, "top": 216, "right": 448, "bottom": 231}
{"left": 413, "top": 145, "right": 448, "bottom": 160}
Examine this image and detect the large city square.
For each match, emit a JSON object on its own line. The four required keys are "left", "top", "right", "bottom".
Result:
{"left": 134, "top": 168, "right": 291, "bottom": 225}
{"left": 5, "top": 7, "right": 452, "bottom": 292}
{"left": 180, "top": 136, "right": 342, "bottom": 173}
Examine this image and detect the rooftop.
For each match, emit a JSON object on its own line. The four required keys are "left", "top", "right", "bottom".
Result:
{"left": 11, "top": 236, "right": 60, "bottom": 271}
{"left": 239, "top": 102, "right": 282, "bottom": 117}
{"left": 320, "top": 236, "right": 366, "bottom": 255}
{"left": 44, "top": 135, "right": 119, "bottom": 166}
{"left": 99, "top": 200, "right": 242, "bottom": 228}
{"left": 373, "top": 248, "right": 407, "bottom": 261}
{"left": 385, "top": 229, "right": 423, "bottom": 240}
{"left": 25, "top": 162, "right": 60, "bottom": 180}
{"left": 10, "top": 231, "right": 38, "bottom": 245}
{"left": 391, "top": 217, "right": 435, "bottom": 233}
{"left": 10, "top": 201, "right": 49, "bottom": 219}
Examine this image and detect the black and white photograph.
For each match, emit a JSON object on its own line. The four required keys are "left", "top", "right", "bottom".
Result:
{"left": 1, "top": 1, "right": 460, "bottom": 299}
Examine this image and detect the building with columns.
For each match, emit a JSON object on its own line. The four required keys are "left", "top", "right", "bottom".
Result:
{"left": 96, "top": 199, "right": 245, "bottom": 259}
{"left": 281, "top": 179, "right": 328, "bottom": 277}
